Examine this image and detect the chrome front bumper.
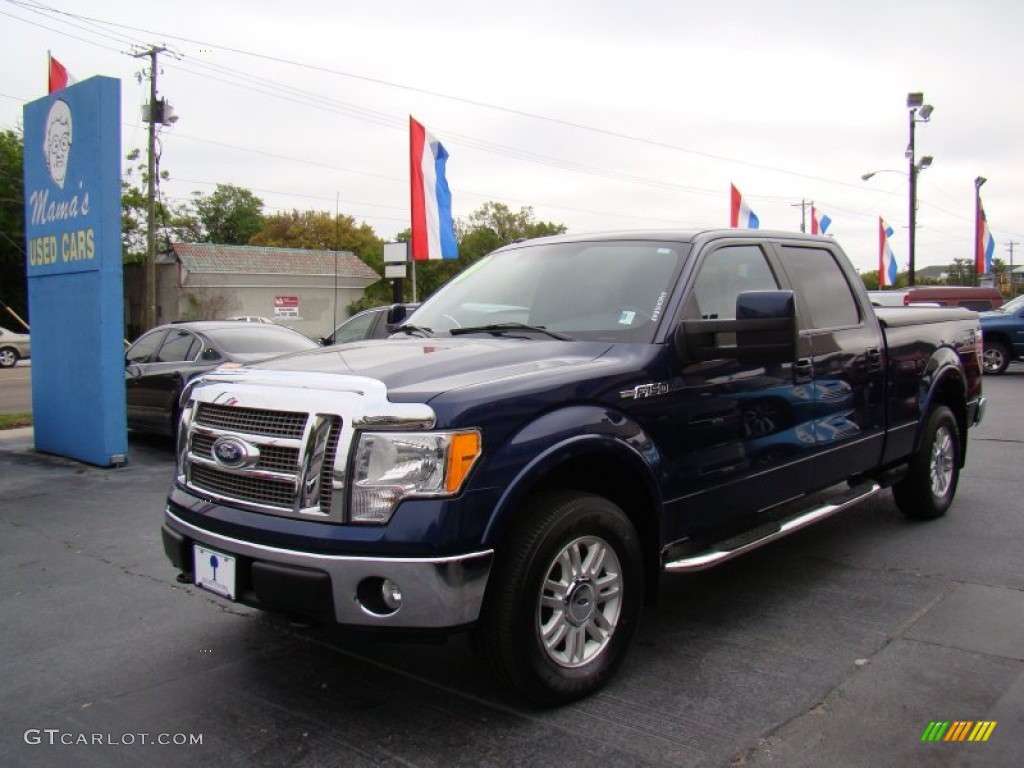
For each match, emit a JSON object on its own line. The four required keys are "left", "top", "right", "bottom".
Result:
{"left": 165, "top": 509, "right": 492, "bottom": 629}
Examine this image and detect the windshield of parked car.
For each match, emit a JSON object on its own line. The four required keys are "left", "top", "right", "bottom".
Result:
{"left": 407, "top": 240, "right": 690, "bottom": 342}
{"left": 210, "top": 326, "right": 319, "bottom": 355}
{"left": 996, "top": 294, "right": 1024, "bottom": 313}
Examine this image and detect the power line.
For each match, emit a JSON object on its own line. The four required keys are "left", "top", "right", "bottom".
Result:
{"left": 3, "top": 0, "right": 895, "bottom": 194}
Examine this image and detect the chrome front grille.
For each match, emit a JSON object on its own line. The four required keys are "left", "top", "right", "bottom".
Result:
{"left": 189, "top": 463, "right": 297, "bottom": 508}
{"left": 184, "top": 402, "right": 341, "bottom": 519}
{"left": 191, "top": 432, "right": 300, "bottom": 473}
{"left": 194, "top": 402, "right": 306, "bottom": 438}
{"left": 319, "top": 421, "right": 342, "bottom": 516}
{"left": 176, "top": 369, "right": 438, "bottom": 524}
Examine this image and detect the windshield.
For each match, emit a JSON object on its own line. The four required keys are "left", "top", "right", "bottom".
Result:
{"left": 998, "top": 294, "right": 1024, "bottom": 313}
{"left": 408, "top": 240, "right": 690, "bottom": 342}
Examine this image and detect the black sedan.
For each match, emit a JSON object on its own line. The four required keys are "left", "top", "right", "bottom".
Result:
{"left": 125, "top": 320, "right": 319, "bottom": 435}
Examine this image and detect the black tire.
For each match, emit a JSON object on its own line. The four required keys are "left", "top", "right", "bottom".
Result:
{"left": 473, "top": 490, "right": 644, "bottom": 705}
{"left": 0, "top": 347, "right": 18, "bottom": 368}
{"left": 892, "top": 405, "right": 960, "bottom": 520}
{"left": 982, "top": 341, "right": 1010, "bottom": 375}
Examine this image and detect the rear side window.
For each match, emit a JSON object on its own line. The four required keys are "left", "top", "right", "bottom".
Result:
{"left": 778, "top": 246, "right": 860, "bottom": 329}
{"left": 333, "top": 311, "right": 379, "bottom": 343}
{"left": 156, "top": 330, "right": 201, "bottom": 362}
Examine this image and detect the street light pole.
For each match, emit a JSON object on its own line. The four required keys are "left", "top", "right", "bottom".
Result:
{"left": 908, "top": 106, "right": 918, "bottom": 286}
{"left": 906, "top": 92, "right": 933, "bottom": 287}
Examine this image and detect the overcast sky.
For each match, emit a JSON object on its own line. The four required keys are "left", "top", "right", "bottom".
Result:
{"left": 3, "top": 0, "right": 1023, "bottom": 276}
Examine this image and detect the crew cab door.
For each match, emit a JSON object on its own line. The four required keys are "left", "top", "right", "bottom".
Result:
{"left": 771, "top": 243, "right": 887, "bottom": 485}
{"left": 661, "top": 241, "right": 815, "bottom": 539}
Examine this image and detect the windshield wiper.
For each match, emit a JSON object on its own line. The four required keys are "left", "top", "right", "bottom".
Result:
{"left": 449, "top": 323, "right": 572, "bottom": 340}
{"left": 394, "top": 324, "right": 434, "bottom": 338}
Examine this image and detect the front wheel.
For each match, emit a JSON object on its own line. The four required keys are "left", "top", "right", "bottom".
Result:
{"left": 0, "top": 347, "right": 18, "bottom": 368}
{"left": 892, "top": 405, "right": 960, "bottom": 520}
{"left": 982, "top": 341, "right": 1010, "bottom": 375}
{"left": 473, "top": 491, "right": 644, "bottom": 705}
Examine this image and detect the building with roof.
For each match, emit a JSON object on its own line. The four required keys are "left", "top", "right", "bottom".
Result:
{"left": 124, "top": 243, "right": 381, "bottom": 338}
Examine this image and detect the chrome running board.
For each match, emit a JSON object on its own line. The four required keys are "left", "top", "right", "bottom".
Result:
{"left": 663, "top": 481, "right": 881, "bottom": 572}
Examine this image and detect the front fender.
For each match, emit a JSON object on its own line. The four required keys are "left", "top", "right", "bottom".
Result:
{"left": 476, "top": 405, "right": 663, "bottom": 544}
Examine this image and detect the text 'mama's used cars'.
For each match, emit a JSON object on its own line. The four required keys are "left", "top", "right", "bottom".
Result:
{"left": 125, "top": 320, "right": 319, "bottom": 435}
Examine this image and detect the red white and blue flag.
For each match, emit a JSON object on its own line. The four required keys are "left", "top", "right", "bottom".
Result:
{"left": 730, "top": 184, "right": 760, "bottom": 228}
{"left": 410, "top": 116, "right": 458, "bottom": 261}
{"left": 810, "top": 206, "right": 831, "bottom": 235}
{"left": 976, "top": 199, "right": 995, "bottom": 275}
{"left": 878, "top": 217, "right": 898, "bottom": 287}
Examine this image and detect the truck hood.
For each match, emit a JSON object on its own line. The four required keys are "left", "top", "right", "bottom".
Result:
{"left": 251, "top": 337, "right": 617, "bottom": 400}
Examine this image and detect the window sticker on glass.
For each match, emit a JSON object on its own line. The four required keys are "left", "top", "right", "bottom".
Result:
{"left": 619, "top": 310, "right": 636, "bottom": 325}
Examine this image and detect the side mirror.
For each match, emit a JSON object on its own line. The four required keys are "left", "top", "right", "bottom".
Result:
{"left": 675, "top": 290, "right": 797, "bottom": 364}
{"left": 386, "top": 304, "right": 410, "bottom": 327}
{"left": 200, "top": 348, "right": 222, "bottom": 362}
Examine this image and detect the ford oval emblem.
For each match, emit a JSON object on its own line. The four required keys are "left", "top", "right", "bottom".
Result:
{"left": 211, "top": 436, "right": 258, "bottom": 469}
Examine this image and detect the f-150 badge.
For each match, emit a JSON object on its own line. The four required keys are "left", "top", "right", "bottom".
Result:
{"left": 620, "top": 382, "right": 670, "bottom": 400}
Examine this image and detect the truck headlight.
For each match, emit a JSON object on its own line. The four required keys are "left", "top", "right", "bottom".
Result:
{"left": 350, "top": 430, "right": 481, "bottom": 523}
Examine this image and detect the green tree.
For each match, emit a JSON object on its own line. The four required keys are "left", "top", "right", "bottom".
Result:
{"left": 121, "top": 148, "right": 174, "bottom": 263}
{"left": 192, "top": 183, "right": 265, "bottom": 244}
{"left": 0, "top": 128, "right": 27, "bottom": 322}
{"left": 250, "top": 209, "right": 381, "bottom": 254}
{"left": 945, "top": 257, "right": 976, "bottom": 286}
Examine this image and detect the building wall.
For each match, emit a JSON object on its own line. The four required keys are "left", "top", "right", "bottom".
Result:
{"left": 124, "top": 264, "right": 378, "bottom": 340}
{"left": 179, "top": 272, "right": 375, "bottom": 337}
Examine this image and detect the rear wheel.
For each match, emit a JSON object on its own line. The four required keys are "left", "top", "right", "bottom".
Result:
{"left": 474, "top": 490, "right": 644, "bottom": 705}
{"left": 982, "top": 341, "right": 1010, "bottom": 375}
{"left": 892, "top": 405, "right": 960, "bottom": 520}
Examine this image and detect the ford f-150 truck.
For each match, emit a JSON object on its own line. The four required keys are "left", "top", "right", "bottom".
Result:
{"left": 161, "top": 230, "right": 985, "bottom": 704}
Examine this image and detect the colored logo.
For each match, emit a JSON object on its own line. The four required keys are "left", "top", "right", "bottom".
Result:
{"left": 211, "top": 436, "right": 258, "bottom": 469}
{"left": 921, "top": 721, "right": 997, "bottom": 742}
{"left": 44, "top": 99, "right": 72, "bottom": 189}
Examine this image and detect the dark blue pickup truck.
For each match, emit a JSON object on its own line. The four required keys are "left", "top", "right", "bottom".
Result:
{"left": 979, "top": 294, "right": 1024, "bottom": 374}
{"left": 161, "top": 230, "right": 985, "bottom": 704}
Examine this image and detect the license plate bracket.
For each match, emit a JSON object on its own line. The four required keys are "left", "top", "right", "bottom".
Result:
{"left": 193, "top": 545, "right": 237, "bottom": 600}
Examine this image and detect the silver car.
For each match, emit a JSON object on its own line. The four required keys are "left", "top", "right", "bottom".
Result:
{"left": 0, "top": 326, "right": 30, "bottom": 367}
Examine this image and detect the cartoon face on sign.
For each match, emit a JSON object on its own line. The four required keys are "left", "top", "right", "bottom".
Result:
{"left": 44, "top": 99, "right": 73, "bottom": 189}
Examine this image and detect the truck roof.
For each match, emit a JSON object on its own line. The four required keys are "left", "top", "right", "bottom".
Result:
{"left": 498, "top": 229, "right": 838, "bottom": 248}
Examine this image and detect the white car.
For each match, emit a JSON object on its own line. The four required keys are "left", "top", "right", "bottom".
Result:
{"left": 0, "top": 326, "right": 31, "bottom": 367}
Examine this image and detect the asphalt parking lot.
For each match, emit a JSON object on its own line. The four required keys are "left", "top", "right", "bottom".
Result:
{"left": 1, "top": 373, "right": 1021, "bottom": 767}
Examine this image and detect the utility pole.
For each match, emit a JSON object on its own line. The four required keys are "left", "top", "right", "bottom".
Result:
{"left": 133, "top": 45, "right": 168, "bottom": 331}
{"left": 790, "top": 199, "right": 812, "bottom": 233}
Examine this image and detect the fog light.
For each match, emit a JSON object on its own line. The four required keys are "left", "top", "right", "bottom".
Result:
{"left": 356, "top": 576, "right": 403, "bottom": 616}
{"left": 382, "top": 579, "right": 402, "bottom": 611}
